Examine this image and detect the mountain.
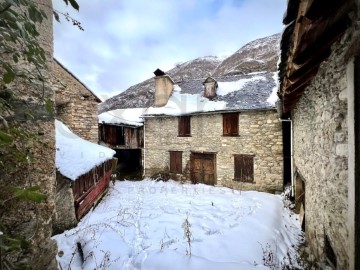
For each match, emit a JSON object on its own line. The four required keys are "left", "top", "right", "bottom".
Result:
{"left": 99, "top": 33, "right": 280, "bottom": 113}
{"left": 212, "top": 33, "right": 280, "bottom": 76}
{"left": 99, "top": 56, "right": 222, "bottom": 113}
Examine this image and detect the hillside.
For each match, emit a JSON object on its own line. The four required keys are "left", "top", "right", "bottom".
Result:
{"left": 213, "top": 33, "right": 280, "bottom": 76}
{"left": 99, "top": 56, "right": 222, "bottom": 113}
{"left": 99, "top": 33, "right": 280, "bottom": 113}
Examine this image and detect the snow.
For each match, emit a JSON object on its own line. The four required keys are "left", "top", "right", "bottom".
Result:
{"left": 98, "top": 108, "right": 145, "bottom": 127}
{"left": 217, "top": 75, "right": 267, "bottom": 96}
{"left": 266, "top": 72, "right": 279, "bottom": 106}
{"left": 144, "top": 87, "right": 227, "bottom": 116}
{"left": 53, "top": 180, "right": 303, "bottom": 270}
{"left": 55, "top": 120, "right": 115, "bottom": 181}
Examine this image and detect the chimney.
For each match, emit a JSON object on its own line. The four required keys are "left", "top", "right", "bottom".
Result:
{"left": 203, "top": 77, "right": 218, "bottom": 99}
{"left": 153, "top": 69, "right": 174, "bottom": 107}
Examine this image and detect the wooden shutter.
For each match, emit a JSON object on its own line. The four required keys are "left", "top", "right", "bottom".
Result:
{"left": 223, "top": 113, "right": 239, "bottom": 136}
{"left": 234, "top": 154, "right": 254, "bottom": 182}
{"left": 178, "top": 116, "right": 191, "bottom": 136}
{"left": 170, "top": 151, "right": 182, "bottom": 174}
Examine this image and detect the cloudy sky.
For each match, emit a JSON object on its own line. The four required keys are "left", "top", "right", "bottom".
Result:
{"left": 53, "top": 0, "right": 287, "bottom": 101}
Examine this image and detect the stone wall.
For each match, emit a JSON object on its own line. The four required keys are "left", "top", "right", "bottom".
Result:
{"left": 52, "top": 173, "right": 77, "bottom": 235}
{"left": 0, "top": 0, "right": 58, "bottom": 268}
{"left": 291, "top": 16, "right": 360, "bottom": 268}
{"left": 144, "top": 110, "right": 283, "bottom": 193}
{"left": 53, "top": 60, "right": 99, "bottom": 143}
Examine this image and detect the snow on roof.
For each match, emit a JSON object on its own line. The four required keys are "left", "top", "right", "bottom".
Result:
{"left": 98, "top": 108, "right": 145, "bottom": 127}
{"left": 144, "top": 87, "right": 227, "bottom": 116}
{"left": 144, "top": 72, "right": 276, "bottom": 116}
{"left": 55, "top": 120, "right": 115, "bottom": 181}
{"left": 217, "top": 75, "right": 266, "bottom": 96}
{"left": 267, "top": 72, "right": 280, "bottom": 106}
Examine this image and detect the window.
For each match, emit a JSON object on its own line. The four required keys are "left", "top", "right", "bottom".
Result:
{"left": 178, "top": 116, "right": 191, "bottom": 136}
{"left": 223, "top": 113, "right": 239, "bottom": 136}
{"left": 234, "top": 154, "right": 254, "bottom": 182}
{"left": 169, "top": 151, "right": 182, "bottom": 174}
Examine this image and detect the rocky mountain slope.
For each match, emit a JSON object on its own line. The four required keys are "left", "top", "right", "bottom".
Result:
{"left": 213, "top": 33, "right": 280, "bottom": 76}
{"left": 99, "top": 33, "right": 280, "bottom": 113}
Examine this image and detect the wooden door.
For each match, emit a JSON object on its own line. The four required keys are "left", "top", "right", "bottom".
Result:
{"left": 234, "top": 154, "right": 254, "bottom": 182}
{"left": 169, "top": 151, "right": 182, "bottom": 174}
{"left": 190, "top": 153, "right": 216, "bottom": 185}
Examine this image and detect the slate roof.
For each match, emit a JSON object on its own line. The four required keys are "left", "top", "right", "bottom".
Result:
{"left": 144, "top": 71, "right": 277, "bottom": 117}
{"left": 178, "top": 71, "right": 276, "bottom": 111}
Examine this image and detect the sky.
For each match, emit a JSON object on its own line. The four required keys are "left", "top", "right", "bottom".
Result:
{"left": 53, "top": 0, "right": 287, "bottom": 101}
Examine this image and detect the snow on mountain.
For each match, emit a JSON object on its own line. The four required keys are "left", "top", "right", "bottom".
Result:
{"left": 212, "top": 33, "right": 281, "bottom": 76}
{"left": 99, "top": 56, "right": 222, "bottom": 113}
{"left": 99, "top": 34, "right": 280, "bottom": 113}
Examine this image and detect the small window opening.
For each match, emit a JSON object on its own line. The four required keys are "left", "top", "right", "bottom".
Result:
{"left": 178, "top": 116, "right": 191, "bottom": 137}
{"left": 223, "top": 113, "right": 239, "bottom": 136}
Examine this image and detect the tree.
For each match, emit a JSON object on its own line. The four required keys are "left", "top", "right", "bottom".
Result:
{"left": 0, "top": 0, "right": 80, "bottom": 268}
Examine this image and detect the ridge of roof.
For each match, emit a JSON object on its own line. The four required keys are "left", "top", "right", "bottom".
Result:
{"left": 54, "top": 58, "right": 101, "bottom": 102}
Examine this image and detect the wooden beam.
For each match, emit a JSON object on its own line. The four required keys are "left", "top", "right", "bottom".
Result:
{"left": 293, "top": 15, "right": 348, "bottom": 65}
{"left": 288, "top": 48, "right": 331, "bottom": 83}
{"left": 305, "top": 0, "right": 347, "bottom": 21}
{"left": 283, "top": 68, "right": 317, "bottom": 95}
{"left": 283, "top": 0, "right": 301, "bottom": 25}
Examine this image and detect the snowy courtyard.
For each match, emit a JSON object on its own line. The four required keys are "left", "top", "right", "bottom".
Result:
{"left": 54, "top": 180, "right": 303, "bottom": 270}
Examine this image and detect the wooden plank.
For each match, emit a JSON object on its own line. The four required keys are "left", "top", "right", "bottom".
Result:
{"left": 202, "top": 156, "right": 215, "bottom": 186}
{"left": 293, "top": 14, "right": 348, "bottom": 65}
{"left": 305, "top": 0, "right": 350, "bottom": 22}
{"left": 288, "top": 48, "right": 331, "bottom": 83}
{"left": 223, "top": 113, "right": 239, "bottom": 136}
{"left": 234, "top": 154, "right": 254, "bottom": 182}
{"left": 169, "top": 151, "right": 182, "bottom": 174}
{"left": 75, "top": 170, "right": 112, "bottom": 219}
{"left": 190, "top": 153, "right": 216, "bottom": 185}
{"left": 178, "top": 116, "right": 191, "bottom": 136}
{"left": 243, "top": 155, "right": 254, "bottom": 182}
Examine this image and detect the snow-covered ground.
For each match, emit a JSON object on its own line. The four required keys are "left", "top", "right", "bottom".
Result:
{"left": 53, "top": 180, "right": 303, "bottom": 270}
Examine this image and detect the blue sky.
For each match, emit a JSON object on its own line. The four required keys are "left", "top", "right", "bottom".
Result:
{"left": 53, "top": 0, "right": 287, "bottom": 101}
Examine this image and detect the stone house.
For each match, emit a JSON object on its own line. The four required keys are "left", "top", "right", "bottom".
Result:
{"left": 53, "top": 59, "right": 101, "bottom": 143}
{"left": 278, "top": 0, "right": 359, "bottom": 269}
{"left": 143, "top": 70, "right": 283, "bottom": 193}
{"left": 98, "top": 108, "right": 145, "bottom": 178}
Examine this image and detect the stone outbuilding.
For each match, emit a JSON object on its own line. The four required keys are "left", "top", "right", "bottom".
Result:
{"left": 98, "top": 108, "right": 145, "bottom": 179}
{"left": 53, "top": 120, "right": 115, "bottom": 234}
{"left": 143, "top": 70, "right": 283, "bottom": 193}
{"left": 52, "top": 59, "right": 101, "bottom": 143}
{"left": 278, "top": 1, "right": 360, "bottom": 269}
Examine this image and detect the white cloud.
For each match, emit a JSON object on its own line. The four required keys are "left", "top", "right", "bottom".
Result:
{"left": 53, "top": 0, "right": 286, "bottom": 98}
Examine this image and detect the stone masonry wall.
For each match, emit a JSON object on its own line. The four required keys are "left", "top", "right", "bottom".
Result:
{"left": 144, "top": 110, "right": 283, "bottom": 193}
{"left": 0, "top": 0, "right": 58, "bottom": 268}
{"left": 291, "top": 19, "right": 360, "bottom": 268}
{"left": 53, "top": 61, "right": 99, "bottom": 143}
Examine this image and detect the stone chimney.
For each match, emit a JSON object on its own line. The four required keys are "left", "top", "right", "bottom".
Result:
{"left": 203, "top": 77, "right": 218, "bottom": 99}
{"left": 154, "top": 69, "right": 174, "bottom": 107}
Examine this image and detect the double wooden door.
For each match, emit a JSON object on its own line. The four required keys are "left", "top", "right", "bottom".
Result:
{"left": 190, "top": 152, "right": 216, "bottom": 186}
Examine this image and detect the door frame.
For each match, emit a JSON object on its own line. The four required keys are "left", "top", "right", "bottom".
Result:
{"left": 190, "top": 151, "right": 217, "bottom": 185}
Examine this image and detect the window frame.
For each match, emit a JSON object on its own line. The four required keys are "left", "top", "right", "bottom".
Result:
{"left": 223, "top": 112, "right": 239, "bottom": 136}
{"left": 178, "top": 116, "right": 191, "bottom": 137}
{"left": 234, "top": 154, "right": 254, "bottom": 183}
